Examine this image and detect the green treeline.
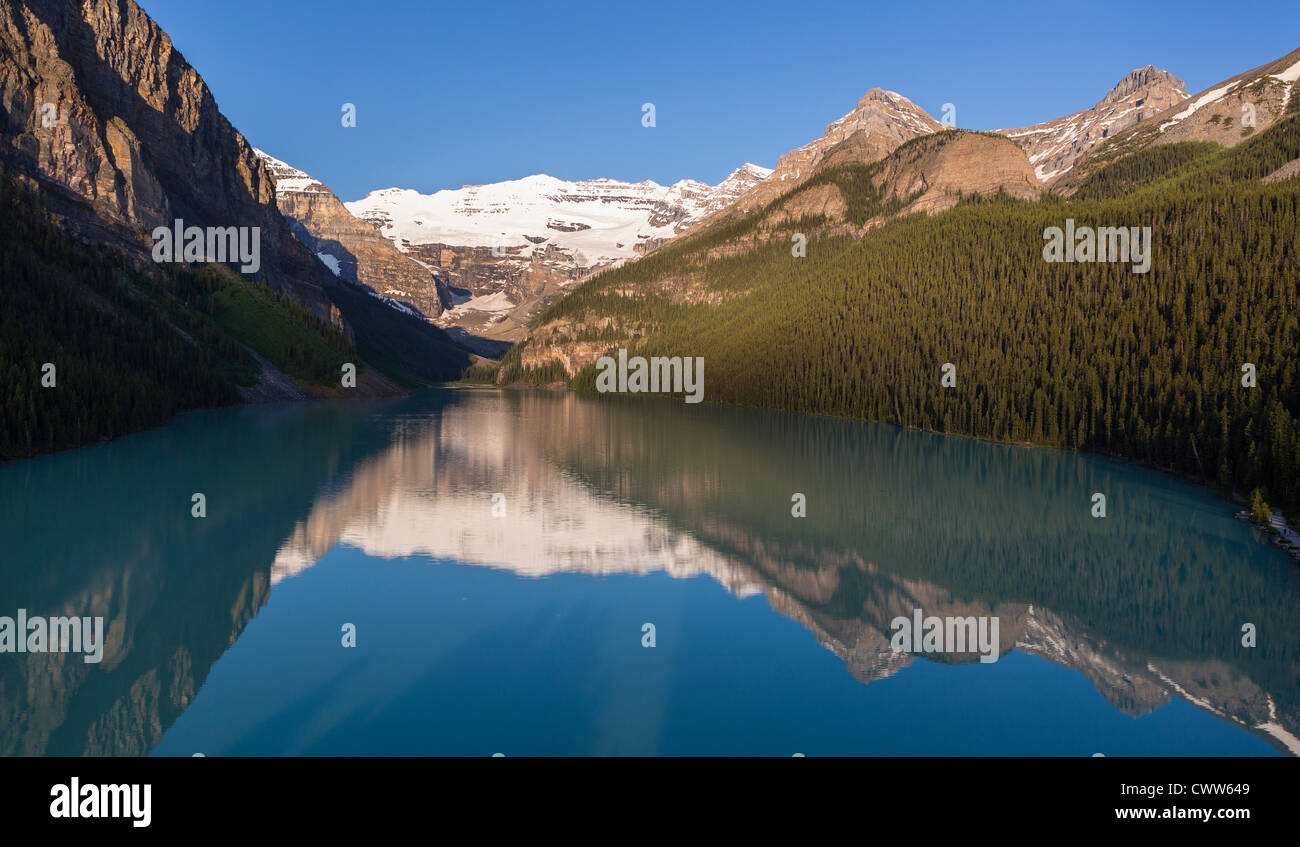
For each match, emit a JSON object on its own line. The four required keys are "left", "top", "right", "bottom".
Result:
{"left": 514, "top": 115, "right": 1300, "bottom": 516}
{"left": 1071, "top": 141, "right": 1222, "bottom": 201}
{"left": 0, "top": 171, "right": 356, "bottom": 461}
{"left": 322, "top": 278, "right": 471, "bottom": 386}
{"left": 0, "top": 174, "right": 247, "bottom": 459}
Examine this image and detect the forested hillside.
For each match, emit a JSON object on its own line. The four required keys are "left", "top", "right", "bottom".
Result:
{"left": 0, "top": 170, "right": 467, "bottom": 461}
{"left": 1, "top": 173, "right": 247, "bottom": 459}
{"left": 492, "top": 115, "right": 1300, "bottom": 515}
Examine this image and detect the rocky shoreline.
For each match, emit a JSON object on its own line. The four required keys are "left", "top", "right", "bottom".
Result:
{"left": 1236, "top": 508, "right": 1300, "bottom": 562}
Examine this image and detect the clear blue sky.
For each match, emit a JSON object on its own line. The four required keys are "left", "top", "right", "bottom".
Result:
{"left": 139, "top": 0, "right": 1299, "bottom": 201}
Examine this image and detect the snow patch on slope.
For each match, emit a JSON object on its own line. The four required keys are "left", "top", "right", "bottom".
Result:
{"left": 345, "top": 165, "right": 771, "bottom": 269}
{"left": 315, "top": 251, "right": 341, "bottom": 276}
{"left": 1159, "top": 81, "right": 1241, "bottom": 132}
{"left": 254, "top": 148, "right": 328, "bottom": 193}
{"left": 1271, "top": 58, "right": 1300, "bottom": 84}
{"left": 441, "top": 291, "right": 517, "bottom": 325}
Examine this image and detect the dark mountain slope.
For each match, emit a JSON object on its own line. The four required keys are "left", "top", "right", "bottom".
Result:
{"left": 0, "top": 0, "right": 327, "bottom": 313}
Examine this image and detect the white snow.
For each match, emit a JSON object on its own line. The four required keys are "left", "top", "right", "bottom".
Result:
{"left": 1271, "top": 58, "right": 1300, "bottom": 114}
{"left": 440, "top": 290, "right": 516, "bottom": 321}
{"left": 253, "top": 148, "right": 326, "bottom": 193}
{"left": 1271, "top": 58, "right": 1300, "bottom": 83}
{"left": 1003, "top": 127, "right": 1056, "bottom": 138}
{"left": 315, "top": 251, "right": 341, "bottom": 276}
{"left": 1098, "top": 106, "right": 1136, "bottom": 126}
{"left": 345, "top": 164, "right": 771, "bottom": 269}
{"left": 1159, "top": 80, "right": 1241, "bottom": 132}
{"left": 997, "top": 71, "right": 1192, "bottom": 183}
{"left": 366, "top": 289, "right": 421, "bottom": 318}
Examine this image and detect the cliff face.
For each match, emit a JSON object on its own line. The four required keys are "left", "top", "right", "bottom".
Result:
{"left": 346, "top": 165, "right": 773, "bottom": 346}
{"left": 256, "top": 149, "right": 449, "bottom": 320}
{"left": 998, "top": 66, "right": 1188, "bottom": 183}
{"left": 870, "top": 131, "right": 1040, "bottom": 215}
{"left": 0, "top": 0, "right": 328, "bottom": 315}
{"left": 719, "top": 88, "right": 945, "bottom": 219}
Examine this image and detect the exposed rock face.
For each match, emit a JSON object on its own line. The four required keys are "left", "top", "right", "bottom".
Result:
{"left": 1264, "top": 157, "right": 1300, "bottom": 183}
{"left": 414, "top": 242, "right": 581, "bottom": 347}
{"left": 872, "top": 131, "right": 1040, "bottom": 215}
{"left": 518, "top": 341, "right": 611, "bottom": 380}
{"left": 1057, "top": 47, "right": 1300, "bottom": 193}
{"left": 998, "top": 66, "right": 1188, "bottom": 183}
{"left": 722, "top": 87, "right": 945, "bottom": 217}
{"left": 766, "top": 182, "right": 847, "bottom": 226}
{"left": 346, "top": 165, "right": 772, "bottom": 344}
{"left": 0, "top": 0, "right": 328, "bottom": 315}
{"left": 715, "top": 130, "right": 1041, "bottom": 246}
{"left": 1148, "top": 48, "right": 1300, "bottom": 144}
{"left": 255, "top": 149, "right": 449, "bottom": 320}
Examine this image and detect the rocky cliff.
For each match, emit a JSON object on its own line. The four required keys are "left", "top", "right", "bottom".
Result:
{"left": 346, "top": 165, "right": 772, "bottom": 345}
{"left": 1056, "top": 47, "right": 1300, "bottom": 192}
{"left": 870, "top": 130, "right": 1041, "bottom": 215}
{"left": 719, "top": 87, "right": 946, "bottom": 218}
{"left": 0, "top": 0, "right": 328, "bottom": 315}
{"left": 998, "top": 65, "right": 1188, "bottom": 183}
{"left": 256, "top": 149, "right": 450, "bottom": 320}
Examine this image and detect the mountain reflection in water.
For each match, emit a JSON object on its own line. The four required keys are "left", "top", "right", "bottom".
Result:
{"left": 1, "top": 389, "right": 1296, "bottom": 756}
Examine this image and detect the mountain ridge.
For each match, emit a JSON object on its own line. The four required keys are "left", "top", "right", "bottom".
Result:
{"left": 997, "top": 65, "right": 1189, "bottom": 182}
{"left": 336, "top": 161, "right": 772, "bottom": 344}
{"left": 255, "top": 147, "right": 453, "bottom": 323}
{"left": 480, "top": 43, "right": 1300, "bottom": 527}
{"left": 0, "top": 0, "right": 331, "bottom": 316}
{"left": 1055, "top": 45, "right": 1300, "bottom": 191}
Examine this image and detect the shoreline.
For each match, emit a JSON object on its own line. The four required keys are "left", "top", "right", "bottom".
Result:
{"left": 1236, "top": 508, "right": 1300, "bottom": 562}
{"left": 469, "top": 380, "right": 1298, "bottom": 558}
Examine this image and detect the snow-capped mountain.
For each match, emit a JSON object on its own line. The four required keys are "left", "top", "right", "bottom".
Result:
{"left": 998, "top": 66, "right": 1189, "bottom": 183}
{"left": 1051, "top": 46, "right": 1300, "bottom": 192}
{"left": 256, "top": 149, "right": 329, "bottom": 194}
{"left": 255, "top": 148, "right": 450, "bottom": 321}
{"left": 347, "top": 165, "right": 771, "bottom": 263}
{"left": 342, "top": 164, "right": 770, "bottom": 342}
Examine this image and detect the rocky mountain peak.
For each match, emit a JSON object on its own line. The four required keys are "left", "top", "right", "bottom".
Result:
{"left": 0, "top": 0, "right": 330, "bottom": 315}
{"left": 715, "top": 162, "right": 774, "bottom": 196}
{"left": 827, "top": 86, "right": 944, "bottom": 138}
{"left": 729, "top": 162, "right": 774, "bottom": 179}
{"left": 856, "top": 86, "right": 922, "bottom": 111}
{"left": 721, "top": 86, "right": 942, "bottom": 217}
{"left": 998, "top": 63, "right": 1189, "bottom": 183}
{"left": 255, "top": 148, "right": 329, "bottom": 194}
{"left": 1102, "top": 65, "right": 1187, "bottom": 105}
{"left": 254, "top": 149, "right": 449, "bottom": 322}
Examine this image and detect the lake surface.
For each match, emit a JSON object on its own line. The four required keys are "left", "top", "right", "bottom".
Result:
{"left": 1, "top": 388, "right": 1297, "bottom": 756}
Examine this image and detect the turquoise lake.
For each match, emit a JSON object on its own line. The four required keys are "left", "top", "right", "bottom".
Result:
{"left": 1, "top": 388, "right": 1296, "bottom": 756}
